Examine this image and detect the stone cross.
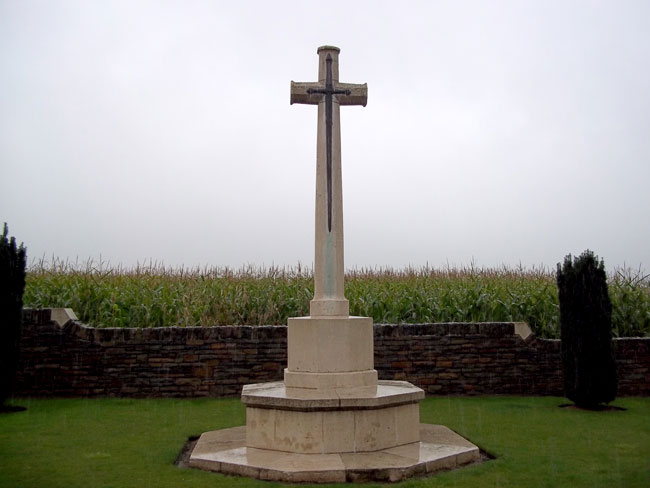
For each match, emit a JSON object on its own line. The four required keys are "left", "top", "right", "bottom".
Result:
{"left": 290, "top": 46, "right": 367, "bottom": 317}
{"left": 189, "top": 46, "right": 477, "bottom": 483}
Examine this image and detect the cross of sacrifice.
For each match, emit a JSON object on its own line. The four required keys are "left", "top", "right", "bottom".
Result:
{"left": 290, "top": 46, "right": 367, "bottom": 317}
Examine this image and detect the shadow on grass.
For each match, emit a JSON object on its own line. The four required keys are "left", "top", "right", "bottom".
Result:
{"left": 0, "top": 405, "right": 27, "bottom": 414}
{"left": 558, "top": 403, "right": 627, "bottom": 411}
{"left": 175, "top": 435, "right": 200, "bottom": 468}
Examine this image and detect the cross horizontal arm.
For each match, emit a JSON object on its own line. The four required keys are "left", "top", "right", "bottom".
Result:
{"left": 290, "top": 81, "right": 368, "bottom": 107}
{"left": 336, "top": 82, "right": 368, "bottom": 107}
{"left": 290, "top": 81, "right": 323, "bottom": 105}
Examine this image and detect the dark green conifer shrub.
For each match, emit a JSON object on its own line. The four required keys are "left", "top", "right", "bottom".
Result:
{"left": 0, "top": 224, "right": 27, "bottom": 406}
{"left": 556, "top": 250, "right": 617, "bottom": 408}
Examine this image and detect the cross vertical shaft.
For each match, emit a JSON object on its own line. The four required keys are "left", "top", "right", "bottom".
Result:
{"left": 290, "top": 45, "right": 367, "bottom": 317}
{"left": 313, "top": 46, "right": 345, "bottom": 317}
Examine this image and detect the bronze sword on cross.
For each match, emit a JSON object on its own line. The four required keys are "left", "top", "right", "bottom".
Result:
{"left": 290, "top": 48, "right": 367, "bottom": 232}
{"left": 307, "top": 54, "right": 350, "bottom": 232}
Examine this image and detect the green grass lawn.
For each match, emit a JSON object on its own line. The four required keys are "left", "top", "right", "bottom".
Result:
{"left": 1, "top": 396, "right": 648, "bottom": 488}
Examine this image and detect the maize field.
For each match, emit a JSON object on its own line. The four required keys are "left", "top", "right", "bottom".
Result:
{"left": 23, "top": 259, "right": 650, "bottom": 338}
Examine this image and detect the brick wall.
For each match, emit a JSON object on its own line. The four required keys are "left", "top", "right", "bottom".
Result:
{"left": 14, "top": 309, "right": 650, "bottom": 398}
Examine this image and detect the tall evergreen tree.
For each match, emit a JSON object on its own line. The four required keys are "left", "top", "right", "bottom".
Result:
{"left": 0, "top": 223, "right": 27, "bottom": 406}
{"left": 556, "top": 250, "right": 617, "bottom": 408}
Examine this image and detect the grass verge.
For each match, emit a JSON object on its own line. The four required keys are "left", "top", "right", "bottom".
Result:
{"left": 1, "top": 396, "right": 648, "bottom": 487}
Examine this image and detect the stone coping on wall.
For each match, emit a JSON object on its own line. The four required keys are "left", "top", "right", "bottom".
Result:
{"left": 22, "top": 309, "right": 534, "bottom": 341}
{"left": 22, "top": 308, "right": 288, "bottom": 343}
{"left": 21, "top": 308, "right": 650, "bottom": 349}
{"left": 373, "top": 322, "right": 533, "bottom": 342}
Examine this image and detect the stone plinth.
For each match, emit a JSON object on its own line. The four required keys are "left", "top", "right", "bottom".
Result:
{"left": 285, "top": 315, "right": 377, "bottom": 389}
{"left": 189, "top": 423, "right": 481, "bottom": 483}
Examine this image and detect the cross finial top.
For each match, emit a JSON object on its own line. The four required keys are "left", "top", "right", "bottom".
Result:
{"left": 317, "top": 45, "right": 340, "bottom": 53}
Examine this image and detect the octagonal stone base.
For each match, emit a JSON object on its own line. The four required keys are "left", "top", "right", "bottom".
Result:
{"left": 243, "top": 381, "right": 423, "bottom": 453}
{"left": 188, "top": 423, "right": 480, "bottom": 483}
{"left": 245, "top": 380, "right": 425, "bottom": 451}
{"left": 189, "top": 379, "right": 481, "bottom": 482}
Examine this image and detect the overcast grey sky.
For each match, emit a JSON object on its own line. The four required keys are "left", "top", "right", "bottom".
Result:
{"left": 1, "top": 0, "right": 649, "bottom": 272}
